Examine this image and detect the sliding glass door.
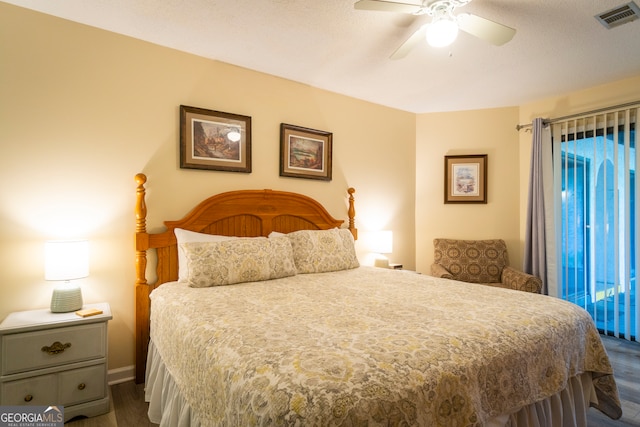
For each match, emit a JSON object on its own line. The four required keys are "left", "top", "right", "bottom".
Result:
{"left": 557, "top": 115, "right": 637, "bottom": 340}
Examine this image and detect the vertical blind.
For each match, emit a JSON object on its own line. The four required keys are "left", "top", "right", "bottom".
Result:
{"left": 551, "top": 106, "right": 638, "bottom": 340}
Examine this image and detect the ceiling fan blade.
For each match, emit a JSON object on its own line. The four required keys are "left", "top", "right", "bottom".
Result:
{"left": 390, "top": 24, "right": 427, "bottom": 60}
{"left": 354, "top": 0, "right": 422, "bottom": 14}
{"left": 457, "top": 13, "right": 516, "bottom": 46}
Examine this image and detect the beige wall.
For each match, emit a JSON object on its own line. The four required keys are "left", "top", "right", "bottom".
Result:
{"left": 0, "top": 3, "right": 415, "bottom": 373}
{"left": 415, "top": 107, "right": 521, "bottom": 274}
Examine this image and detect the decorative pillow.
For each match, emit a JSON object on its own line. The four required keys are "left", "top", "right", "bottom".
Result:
{"left": 174, "top": 228, "right": 237, "bottom": 282}
{"left": 286, "top": 228, "right": 359, "bottom": 274}
{"left": 181, "top": 236, "right": 297, "bottom": 287}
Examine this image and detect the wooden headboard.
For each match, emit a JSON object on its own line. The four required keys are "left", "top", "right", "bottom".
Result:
{"left": 134, "top": 173, "right": 357, "bottom": 383}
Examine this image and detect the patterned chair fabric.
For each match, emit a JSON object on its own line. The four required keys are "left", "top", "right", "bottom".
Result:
{"left": 431, "top": 238, "right": 542, "bottom": 294}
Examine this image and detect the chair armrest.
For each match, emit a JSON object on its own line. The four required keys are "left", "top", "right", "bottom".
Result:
{"left": 501, "top": 266, "right": 542, "bottom": 293}
{"left": 431, "top": 263, "right": 454, "bottom": 280}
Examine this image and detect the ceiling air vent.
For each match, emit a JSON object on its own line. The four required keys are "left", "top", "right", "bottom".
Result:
{"left": 596, "top": 1, "right": 640, "bottom": 29}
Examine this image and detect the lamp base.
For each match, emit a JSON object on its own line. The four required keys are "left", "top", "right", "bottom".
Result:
{"left": 374, "top": 256, "right": 390, "bottom": 269}
{"left": 50, "top": 283, "right": 83, "bottom": 313}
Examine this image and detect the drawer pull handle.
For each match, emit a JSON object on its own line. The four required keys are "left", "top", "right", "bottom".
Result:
{"left": 41, "top": 341, "right": 71, "bottom": 355}
{"left": 24, "top": 394, "right": 33, "bottom": 402}
{"left": 78, "top": 383, "right": 86, "bottom": 390}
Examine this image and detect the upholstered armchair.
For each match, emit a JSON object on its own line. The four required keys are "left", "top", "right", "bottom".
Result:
{"left": 431, "top": 238, "right": 542, "bottom": 294}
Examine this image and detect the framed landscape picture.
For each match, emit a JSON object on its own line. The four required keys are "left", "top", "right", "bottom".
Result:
{"left": 444, "top": 154, "right": 487, "bottom": 204}
{"left": 280, "top": 123, "right": 332, "bottom": 181}
{"left": 180, "top": 105, "right": 251, "bottom": 173}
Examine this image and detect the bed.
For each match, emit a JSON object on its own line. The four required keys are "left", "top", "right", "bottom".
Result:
{"left": 134, "top": 173, "right": 622, "bottom": 426}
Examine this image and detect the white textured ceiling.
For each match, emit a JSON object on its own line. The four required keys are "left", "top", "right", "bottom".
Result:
{"left": 4, "top": 0, "right": 640, "bottom": 113}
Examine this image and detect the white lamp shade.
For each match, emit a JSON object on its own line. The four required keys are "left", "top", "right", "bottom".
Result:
{"left": 45, "top": 240, "right": 89, "bottom": 281}
{"left": 426, "top": 18, "right": 459, "bottom": 47}
{"left": 368, "top": 230, "right": 393, "bottom": 254}
{"left": 45, "top": 240, "right": 88, "bottom": 313}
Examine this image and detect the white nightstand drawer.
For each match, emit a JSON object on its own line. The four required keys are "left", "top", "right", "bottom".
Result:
{"left": 0, "top": 373, "right": 57, "bottom": 405}
{"left": 59, "top": 364, "right": 106, "bottom": 406}
{"left": 2, "top": 323, "right": 106, "bottom": 375}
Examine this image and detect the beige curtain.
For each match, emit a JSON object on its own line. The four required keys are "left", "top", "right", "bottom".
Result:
{"left": 524, "top": 118, "right": 550, "bottom": 294}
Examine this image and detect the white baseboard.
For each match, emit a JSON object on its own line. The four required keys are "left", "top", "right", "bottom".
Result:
{"left": 108, "top": 365, "right": 136, "bottom": 385}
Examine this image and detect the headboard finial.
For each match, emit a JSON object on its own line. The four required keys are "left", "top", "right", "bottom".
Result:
{"left": 135, "top": 174, "right": 147, "bottom": 233}
{"left": 135, "top": 173, "right": 148, "bottom": 285}
{"left": 135, "top": 173, "right": 147, "bottom": 185}
{"left": 347, "top": 187, "right": 357, "bottom": 240}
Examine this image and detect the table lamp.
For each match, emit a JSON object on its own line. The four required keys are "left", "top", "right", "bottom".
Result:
{"left": 369, "top": 230, "right": 393, "bottom": 268}
{"left": 45, "top": 240, "right": 89, "bottom": 313}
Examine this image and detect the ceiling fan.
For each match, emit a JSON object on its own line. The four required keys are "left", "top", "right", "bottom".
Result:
{"left": 354, "top": 0, "right": 516, "bottom": 59}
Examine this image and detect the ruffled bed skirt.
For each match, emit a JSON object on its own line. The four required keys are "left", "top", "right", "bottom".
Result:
{"left": 487, "top": 373, "right": 594, "bottom": 427}
{"left": 145, "top": 340, "right": 597, "bottom": 427}
{"left": 145, "top": 341, "right": 202, "bottom": 427}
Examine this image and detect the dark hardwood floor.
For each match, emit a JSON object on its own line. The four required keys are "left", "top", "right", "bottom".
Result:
{"left": 587, "top": 335, "right": 640, "bottom": 426}
{"left": 67, "top": 334, "right": 640, "bottom": 426}
{"left": 66, "top": 381, "right": 157, "bottom": 427}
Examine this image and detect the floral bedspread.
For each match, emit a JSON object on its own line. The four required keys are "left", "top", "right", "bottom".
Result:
{"left": 149, "top": 267, "right": 621, "bottom": 426}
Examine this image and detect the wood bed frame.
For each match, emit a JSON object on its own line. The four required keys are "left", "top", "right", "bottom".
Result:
{"left": 134, "top": 173, "right": 357, "bottom": 383}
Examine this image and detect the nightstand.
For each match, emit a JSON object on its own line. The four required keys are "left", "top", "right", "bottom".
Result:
{"left": 0, "top": 302, "right": 112, "bottom": 422}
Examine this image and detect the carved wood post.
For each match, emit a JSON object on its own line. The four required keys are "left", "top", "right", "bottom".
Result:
{"left": 134, "top": 173, "right": 149, "bottom": 383}
{"left": 347, "top": 187, "right": 357, "bottom": 240}
{"left": 135, "top": 173, "right": 147, "bottom": 286}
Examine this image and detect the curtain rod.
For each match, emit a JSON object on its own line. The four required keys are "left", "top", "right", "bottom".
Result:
{"left": 515, "top": 100, "right": 640, "bottom": 131}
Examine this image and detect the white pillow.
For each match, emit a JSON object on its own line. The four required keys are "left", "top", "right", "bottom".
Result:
{"left": 286, "top": 228, "right": 359, "bottom": 274}
{"left": 174, "top": 228, "right": 237, "bottom": 282}
{"left": 181, "top": 236, "right": 297, "bottom": 287}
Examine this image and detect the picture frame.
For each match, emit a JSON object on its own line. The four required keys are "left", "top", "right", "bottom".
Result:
{"left": 444, "top": 154, "right": 487, "bottom": 204}
{"left": 180, "top": 105, "right": 251, "bottom": 173}
{"left": 280, "top": 123, "right": 332, "bottom": 181}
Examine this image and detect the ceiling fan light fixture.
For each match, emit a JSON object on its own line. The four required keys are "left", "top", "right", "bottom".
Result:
{"left": 426, "top": 17, "right": 459, "bottom": 47}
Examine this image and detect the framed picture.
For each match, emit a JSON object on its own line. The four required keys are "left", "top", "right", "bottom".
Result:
{"left": 180, "top": 105, "right": 251, "bottom": 173}
{"left": 280, "top": 123, "right": 332, "bottom": 181}
{"left": 444, "top": 154, "right": 487, "bottom": 204}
